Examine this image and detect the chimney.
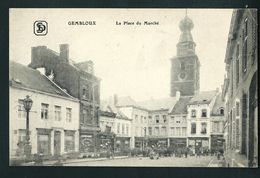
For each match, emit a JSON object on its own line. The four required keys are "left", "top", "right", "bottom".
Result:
{"left": 114, "top": 94, "right": 118, "bottom": 106}
{"left": 30, "top": 46, "right": 47, "bottom": 68}
{"left": 87, "top": 60, "right": 94, "bottom": 74}
{"left": 59, "top": 44, "right": 69, "bottom": 62}
{"left": 176, "top": 91, "right": 181, "bottom": 101}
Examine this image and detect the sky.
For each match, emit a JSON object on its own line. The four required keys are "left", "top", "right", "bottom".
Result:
{"left": 9, "top": 8, "right": 233, "bottom": 101}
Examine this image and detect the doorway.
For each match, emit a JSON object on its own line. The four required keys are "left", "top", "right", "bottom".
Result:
{"left": 54, "top": 131, "right": 61, "bottom": 155}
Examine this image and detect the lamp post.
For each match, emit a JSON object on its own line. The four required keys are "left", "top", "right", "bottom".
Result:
{"left": 23, "top": 95, "right": 33, "bottom": 159}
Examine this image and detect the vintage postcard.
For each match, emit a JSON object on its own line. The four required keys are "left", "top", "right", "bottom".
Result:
{"left": 9, "top": 8, "right": 258, "bottom": 167}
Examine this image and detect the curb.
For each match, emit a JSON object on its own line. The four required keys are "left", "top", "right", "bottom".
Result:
{"left": 44, "top": 156, "right": 129, "bottom": 166}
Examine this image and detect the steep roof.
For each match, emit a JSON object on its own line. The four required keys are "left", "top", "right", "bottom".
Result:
{"left": 188, "top": 90, "right": 217, "bottom": 105}
{"left": 169, "top": 97, "right": 192, "bottom": 114}
{"left": 211, "top": 93, "right": 225, "bottom": 116}
{"left": 138, "top": 97, "right": 177, "bottom": 111}
{"left": 100, "top": 100, "right": 129, "bottom": 120}
{"left": 9, "top": 61, "right": 74, "bottom": 99}
{"left": 116, "top": 96, "right": 138, "bottom": 107}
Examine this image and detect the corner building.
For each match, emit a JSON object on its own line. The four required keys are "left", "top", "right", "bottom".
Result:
{"left": 223, "top": 9, "right": 257, "bottom": 167}
{"left": 29, "top": 44, "right": 101, "bottom": 153}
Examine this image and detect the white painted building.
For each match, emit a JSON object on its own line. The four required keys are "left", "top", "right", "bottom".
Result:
{"left": 168, "top": 96, "right": 192, "bottom": 148}
{"left": 115, "top": 96, "right": 149, "bottom": 149}
{"left": 187, "top": 90, "right": 218, "bottom": 152}
{"left": 9, "top": 61, "right": 80, "bottom": 159}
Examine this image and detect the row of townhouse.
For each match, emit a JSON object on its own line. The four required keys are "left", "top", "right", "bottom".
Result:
{"left": 222, "top": 9, "right": 257, "bottom": 167}
{"left": 10, "top": 44, "right": 101, "bottom": 159}
{"left": 99, "top": 89, "right": 225, "bottom": 152}
{"left": 9, "top": 61, "right": 80, "bottom": 159}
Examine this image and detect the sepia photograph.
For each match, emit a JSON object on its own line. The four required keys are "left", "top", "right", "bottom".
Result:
{"left": 9, "top": 8, "right": 258, "bottom": 167}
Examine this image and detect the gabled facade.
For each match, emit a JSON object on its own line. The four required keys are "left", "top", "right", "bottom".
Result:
{"left": 29, "top": 44, "right": 101, "bottom": 153}
{"left": 186, "top": 90, "right": 217, "bottom": 152}
{"left": 9, "top": 61, "right": 80, "bottom": 159}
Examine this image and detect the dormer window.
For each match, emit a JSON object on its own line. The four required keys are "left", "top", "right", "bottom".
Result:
{"left": 191, "top": 110, "right": 196, "bottom": 118}
{"left": 220, "top": 108, "right": 224, "bottom": 115}
{"left": 201, "top": 109, "right": 207, "bottom": 117}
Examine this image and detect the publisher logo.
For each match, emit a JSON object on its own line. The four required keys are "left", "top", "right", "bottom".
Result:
{"left": 34, "top": 21, "right": 48, "bottom": 36}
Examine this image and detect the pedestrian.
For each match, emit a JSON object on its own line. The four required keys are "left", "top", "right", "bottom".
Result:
{"left": 184, "top": 147, "right": 188, "bottom": 158}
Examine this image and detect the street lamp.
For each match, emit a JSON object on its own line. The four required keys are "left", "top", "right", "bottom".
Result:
{"left": 23, "top": 95, "right": 33, "bottom": 159}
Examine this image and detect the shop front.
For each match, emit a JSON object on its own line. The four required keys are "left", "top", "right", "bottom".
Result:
{"left": 147, "top": 138, "right": 168, "bottom": 149}
{"left": 188, "top": 137, "right": 210, "bottom": 154}
{"left": 79, "top": 133, "right": 95, "bottom": 152}
{"left": 134, "top": 137, "right": 146, "bottom": 150}
{"left": 211, "top": 135, "right": 224, "bottom": 153}
{"left": 37, "top": 128, "right": 52, "bottom": 155}
{"left": 169, "top": 138, "right": 187, "bottom": 149}
{"left": 115, "top": 137, "right": 131, "bottom": 153}
{"left": 97, "top": 131, "right": 115, "bottom": 153}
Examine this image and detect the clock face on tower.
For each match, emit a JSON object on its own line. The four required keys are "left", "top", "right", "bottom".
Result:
{"left": 178, "top": 72, "right": 186, "bottom": 80}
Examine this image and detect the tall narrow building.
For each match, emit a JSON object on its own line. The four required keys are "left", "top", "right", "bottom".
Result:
{"left": 170, "top": 14, "right": 200, "bottom": 97}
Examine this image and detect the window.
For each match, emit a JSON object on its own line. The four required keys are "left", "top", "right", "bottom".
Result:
{"left": 242, "top": 18, "right": 248, "bottom": 73}
{"left": 191, "top": 123, "right": 196, "bottom": 134}
{"left": 18, "top": 99, "right": 26, "bottom": 118}
{"left": 236, "top": 102, "right": 240, "bottom": 116}
{"left": 18, "top": 130, "right": 26, "bottom": 143}
{"left": 241, "top": 93, "right": 247, "bottom": 154}
{"left": 82, "top": 109, "right": 87, "bottom": 123}
{"left": 126, "top": 124, "right": 129, "bottom": 135}
{"left": 176, "top": 119, "right": 181, "bottom": 124}
{"left": 191, "top": 110, "right": 196, "bottom": 118}
{"left": 201, "top": 123, "right": 207, "bottom": 134}
{"left": 122, "top": 124, "right": 125, "bottom": 134}
{"left": 236, "top": 44, "right": 240, "bottom": 86}
{"left": 144, "top": 117, "right": 146, "bottom": 123}
{"left": 171, "top": 127, "right": 175, "bottom": 136}
{"left": 66, "top": 108, "right": 72, "bottom": 122}
{"left": 135, "top": 115, "right": 138, "bottom": 123}
{"left": 38, "top": 134, "right": 50, "bottom": 155}
{"left": 65, "top": 131, "right": 75, "bottom": 152}
{"left": 180, "top": 62, "right": 185, "bottom": 70}
{"left": 117, "top": 123, "right": 120, "bottom": 134}
{"left": 155, "top": 115, "right": 159, "bottom": 123}
{"left": 220, "top": 108, "right": 224, "bottom": 115}
{"left": 54, "top": 106, "right": 61, "bottom": 121}
{"left": 154, "top": 127, "right": 159, "bottom": 136}
{"left": 82, "top": 88, "right": 86, "bottom": 98}
{"left": 148, "top": 116, "right": 152, "bottom": 123}
{"left": 148, "top": 127, "right": 152, "bottom": 136}
{"left": 161, "top": 127, "right": 166, "bottom": 136}
{"left": 182, "top": 127, "right": 186, "bottom": 136}
{"left": 144, "top": 127, "right": 147, "bottom": 136}
{"left": 176, "top": 127, "right": 181, "bottom": 136}
{"left": 201, "top": 109, "right": 207, "bottom": 117}
{"left": 41, "top": 103, "right": 49, "bottom": 120}
{"left": 163, "top": 115, "right": 167, "bottom": 123}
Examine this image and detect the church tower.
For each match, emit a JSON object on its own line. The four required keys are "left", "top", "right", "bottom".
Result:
{"left": 170, "top": 13, "right": 200, "bottom": 97}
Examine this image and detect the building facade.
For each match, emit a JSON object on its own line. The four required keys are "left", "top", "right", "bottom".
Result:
{"left": 168, "top": 96, "right": 191, "bottom": 149}
{"left": 186, "top": 91, "right": 218, "bottom": 152}
{"left": 9, "top": 61, "right": 80, "bottom": 159}
{"left": 210, "top": 93, "right": 225, "bottom": 153}
{"left": 29, "top": 44, "right": 101, "bottom": 153}
{"left": 223, "top": 9, "right": 258, "bottom": 167}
